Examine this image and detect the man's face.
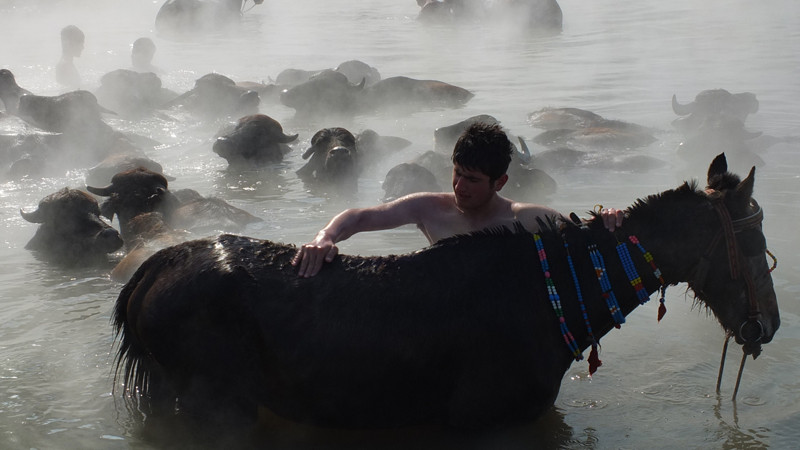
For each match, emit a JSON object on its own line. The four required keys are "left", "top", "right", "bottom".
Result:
{"left": 451, "top": 164, "right": 501, "bottom": 210}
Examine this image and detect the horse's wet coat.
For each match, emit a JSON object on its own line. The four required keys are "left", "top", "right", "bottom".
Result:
{"left": 113, "top": 154, "right": 778, "bottom": 429}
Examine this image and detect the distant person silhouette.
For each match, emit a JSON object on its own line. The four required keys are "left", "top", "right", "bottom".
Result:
{"left": 130, "top": 37, "right": 163, "bottom": 74}
{"left": 56, "top": 25, "right": 85, "bottom": 89}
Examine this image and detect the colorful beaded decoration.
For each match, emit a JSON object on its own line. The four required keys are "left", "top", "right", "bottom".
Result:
{"left": 628, "top": 235, "right": 668, "bottom": 321}
{"left": 534, "top": 233, "right": 582, "bottom": 360}
{"left": 564, "top": 238, "right": 602, "bottom": 374}
{"left": 588, "top": 243, "right": 626, "bottom": 326}
{"left": 616, "top": 241, "right": 650, "bottom": 305}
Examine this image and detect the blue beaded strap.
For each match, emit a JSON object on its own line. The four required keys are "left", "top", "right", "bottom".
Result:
{"left": 565, "top": 238, "right": 603, "bottom": 374}
{"left": 534, "top": 233, "right": 582, "bottom": 360}
{"left": 616, "top": 242, "right": 650, "bottom": 304}
{"left": 588, "top": 243, "right": 626, "bottom": 326}
{"left": 628, "top": 235, "right": 668, "bottom": 321}
{"left": 563, "top": 239, "right": 596, "bottom": 346}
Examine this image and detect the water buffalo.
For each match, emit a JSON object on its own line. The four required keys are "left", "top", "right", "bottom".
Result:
{"left": 20, "top": 188, "right": 123, "bottom": 265}
{"left": 381, "top": 162, "right": 442, "bottom": 202}
{"left": 363, "top": 76, "right": 474, "bottom": 113}
{"left": 671, "top": 89, "right": 759, "bottom": 134}
{"left": 163, "top": 73, "right": 260, "bottom": 120}
{"left": 86, "top": 167, "right": 260, "bottom": 245}
{"left": 155, "top": 0, "right": 264, "bottom": 34}
{"left": 296, "top": 127, "right": 360, "bottom": 193}
{"left": 87, "top": 168, "right": 178, "bottom": 246}
{"left": 0, "top": 69, "right": 33, "bottom": 115}
{"left": 112, "top": 153, "right": 778, "bottom": 429}
{"left": 417, "top": 0, "right": 485, "bottom": 23}
{"left": 334, "top": 60, "right": 381, "bottom": 87}
{"left": 212, "top": 114, "right": 298, "bottom": 167}
{"left": 10, "top": 91, "right": 143, "bottom": 176}
{"left": 354, "top": 129, "right": 412, "bottom": 168}
{"left": 95, "top": 69, "right": 179, "bottom": 118}
{"left": 169, "top": 187, "right": 262, "bottom": 234}
{"left": 17, "top": 90, "right": 115, "bottom": 134}
{"left": 280, "top": 70, "right": 365, "bottom": 120}
{"left": 275, "top": 60, "right": 379, "bottom": 89}
{"left": 527, "top": 107, "right": 656, "bottom": 149}
{"left": 417, "top": 0, "right": 562, "bottom": 32}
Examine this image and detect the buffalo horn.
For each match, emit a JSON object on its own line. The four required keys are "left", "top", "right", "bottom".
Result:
{"left": 20, "top": 207, "right": 44, "bottom": 223}
{"left": 277, "top": 132, "right": 299, "bottom": 144}
{"left": 516, "top": 137, "right": 532, "bottom": 165}
{"left": 301, "top": 146, "right": 318, "bottom": 160}
{"left": 86, "top": 184, "right": 114, "bottom": 197}
{"left": 671, "top": 94, "right": 695, "bottom": 116}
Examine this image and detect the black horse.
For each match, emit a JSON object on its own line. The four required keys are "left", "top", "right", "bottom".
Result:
{"left": 112, "top": 154, "right": 779, "bottom": 429}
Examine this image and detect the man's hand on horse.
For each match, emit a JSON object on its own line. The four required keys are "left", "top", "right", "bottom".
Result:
{"left": 600, "top": 207, "right": 625, "bottom": 232}
{"left": 292, "top": 236, "right": 339, "bottom": 278}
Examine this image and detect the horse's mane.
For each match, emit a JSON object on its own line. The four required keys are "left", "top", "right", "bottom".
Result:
{"left": 431, "top": 218, "right": 563, "bottom": 249}
{"left": 582, "top": 180, "right": 703, "bottom": 226}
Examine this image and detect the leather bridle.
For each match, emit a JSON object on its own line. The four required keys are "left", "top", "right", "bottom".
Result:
{"left": 691, "top": 192, "right": 766, "bottom": 352}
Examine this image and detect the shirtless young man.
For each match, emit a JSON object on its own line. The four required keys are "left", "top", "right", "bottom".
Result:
{"left": 292, "top": 122, "right": 624, "bottom": 277}
{"left": 56, "top": 25, "right": 84, "bottom": 89}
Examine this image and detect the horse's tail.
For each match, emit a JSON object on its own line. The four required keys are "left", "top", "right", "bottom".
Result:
{"left": 112, "top": 258, "right": 160, "bottom": 403}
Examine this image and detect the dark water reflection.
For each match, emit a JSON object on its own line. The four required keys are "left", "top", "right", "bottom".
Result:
{"left": 130, "top": 406, "right": 578, "bottom": 450}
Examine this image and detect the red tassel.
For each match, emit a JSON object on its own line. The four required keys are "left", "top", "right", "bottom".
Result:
{"left": 657, "top": 300, "right": 667, "bottom": 322}
{"left": 588, "top": 344, "right": 602, "bottom": 375}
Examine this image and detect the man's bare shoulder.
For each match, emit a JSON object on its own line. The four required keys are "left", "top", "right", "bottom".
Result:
{"left": 386, "top": 191, "right": 455, "bottom": 209}
{"left": 510, "top": 201, "right": 563, "bottom": 231}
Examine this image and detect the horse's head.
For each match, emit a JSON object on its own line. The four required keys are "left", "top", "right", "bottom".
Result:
{"left": 688, "top": 153, "right": 779, "bottom": 356}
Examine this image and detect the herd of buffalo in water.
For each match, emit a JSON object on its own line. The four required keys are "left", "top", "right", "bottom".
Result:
{"left": 0, "top": 0, "right": 789, "bottom": 436}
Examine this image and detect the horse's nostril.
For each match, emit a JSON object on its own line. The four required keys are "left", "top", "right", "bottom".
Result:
{"left": 740, "top": 319, "right": 764, "bottom": 343}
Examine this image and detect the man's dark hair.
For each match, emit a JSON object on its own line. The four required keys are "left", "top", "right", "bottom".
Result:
{"left": 451, "top": 122, "right": 513, "bottom": 181}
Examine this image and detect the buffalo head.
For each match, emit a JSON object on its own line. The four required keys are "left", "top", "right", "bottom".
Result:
{"left": 296, "top": 127, "right": 360, "bottom": 192}
{"left": 0, "top": 69, "right": 32, "bottom": 115}
{"left": 86, "top": 167, "right": 179, "bottom": 243}
{"left": 213, "top": 114, "right": 298, "bottom": 167}
{"left": 20, "top": 188, "right": 123, "bottom": 264}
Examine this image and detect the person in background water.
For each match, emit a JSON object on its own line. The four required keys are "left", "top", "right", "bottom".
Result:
{"left": 292, "top": 121, "right": 625, "bottom": 277}
{"left": 130, "top": 37, "right": 163, "bottom": 74}
{"left": 55, "top": 25, "right": 84, "bottom": 89}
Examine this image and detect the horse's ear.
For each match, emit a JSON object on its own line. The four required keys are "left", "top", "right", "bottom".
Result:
{"left": 707, "top": 153, "right": 728, "bottom": 181}
{"left": 736, "top": 166, "right": 756, "bottom": 199}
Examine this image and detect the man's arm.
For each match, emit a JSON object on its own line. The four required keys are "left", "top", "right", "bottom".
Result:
{"left": 291, "top": 193, "right": 434, "bottom": 277}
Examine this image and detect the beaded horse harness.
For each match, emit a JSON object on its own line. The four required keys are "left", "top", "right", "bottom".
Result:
{"left": 537, "top": 193, "right": 775, "bottom": 397}
{"left": 534, "top": 224, "right": 666, "bottom": 376}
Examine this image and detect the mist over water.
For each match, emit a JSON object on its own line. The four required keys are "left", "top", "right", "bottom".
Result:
{"left": 1, "top": 0, "right": 799, "bottom": 448}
